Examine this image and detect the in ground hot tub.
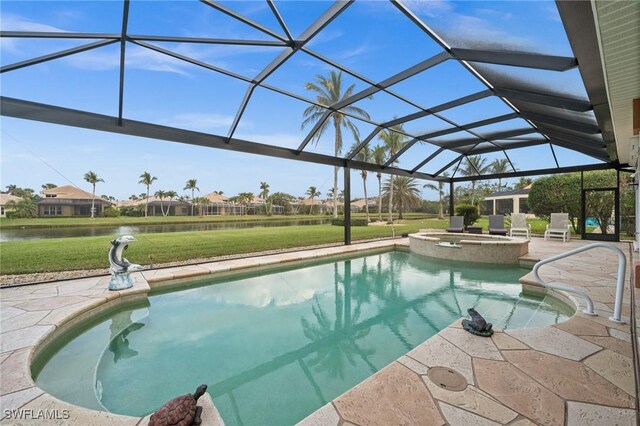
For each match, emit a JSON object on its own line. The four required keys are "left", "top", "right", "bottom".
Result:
{"left": 409, "top": 232, "right": 529, "bottom": 264}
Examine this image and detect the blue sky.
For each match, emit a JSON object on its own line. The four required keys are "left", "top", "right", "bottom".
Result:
{"left": 0, "top": 0, "right": 600, "bottom": 200}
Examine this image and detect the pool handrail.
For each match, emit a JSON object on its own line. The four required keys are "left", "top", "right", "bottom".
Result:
{"left": 532, "top": 242, "right": 627, "bottom": 323}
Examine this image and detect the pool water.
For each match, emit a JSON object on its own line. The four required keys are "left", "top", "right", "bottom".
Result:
{"left": 34, "top": 251, "right": 574, "bottom": 425}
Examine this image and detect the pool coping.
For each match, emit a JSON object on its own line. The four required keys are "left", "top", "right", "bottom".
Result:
{"left": 0, "top": 238, "right": 636, "bottom": 425}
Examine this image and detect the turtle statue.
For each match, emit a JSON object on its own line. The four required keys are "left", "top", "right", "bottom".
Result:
{"left": 462, "top": 308, "right": 493, "bottom": 337}
{"left": 149, "top": 384, "right": 208, "bottom": 426}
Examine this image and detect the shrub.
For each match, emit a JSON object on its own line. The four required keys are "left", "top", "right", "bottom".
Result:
{"left": 455, "top": 204, "right": 479, "bottom": 227}
{"left": 119, "top": 206, "right": 143, "bottom": 217}
{"left": 103, "top": 206, "right": 121, "bottom": 217}
{"left": 331, "top": 218, "right": 368, "bottom": 227}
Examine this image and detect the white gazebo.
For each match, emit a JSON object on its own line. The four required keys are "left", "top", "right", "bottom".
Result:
{"left": 482, "top": 185, "right": 531, "bottom": 216}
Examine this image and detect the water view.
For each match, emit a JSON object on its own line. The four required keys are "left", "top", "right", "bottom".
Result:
{"left": 0, "top": 218, "right": 332, "bottom": 242}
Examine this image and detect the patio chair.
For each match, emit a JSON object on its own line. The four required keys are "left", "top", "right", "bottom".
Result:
{"left": 544, "top": 213, "right": 571, "bottom": 242}
{"left": 509, "top": 213, "right": 531, "bottom": 239}
{"left": 488, "top": 215, "right": 508, "bottom": 236}
{"left": 446, "top": 216, "right": 464, "bottom": 233}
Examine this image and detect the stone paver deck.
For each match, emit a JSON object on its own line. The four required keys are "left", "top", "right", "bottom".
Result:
{"left": 0, "top": 238, "right": 637, "bottom": 425}
{"left": 299, "top": 239, "right": 638, "bottom": 426}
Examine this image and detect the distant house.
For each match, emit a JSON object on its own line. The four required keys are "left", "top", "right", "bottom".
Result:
{"left": 200, "top": 192, "right": 243, "bottom": 215}
{"left": 293, "top": 198, "right": 328, "bottom": 214}
{"left": 481, "top": 185, "right": 532, "bottom": 216}
{"left": 131, "top": 196, "right": 191, "bottom": 216}
{"left": 198, "top": 192, "right": 284, "bottom": 215}
{"left": 351, "top": 198, "right": 379, "bottom": 212}
{"left": 38, "top": 185, "right": 114, "bottom": 217}
{"left": 0, "top": 193, "right": 23, "bottom": 217}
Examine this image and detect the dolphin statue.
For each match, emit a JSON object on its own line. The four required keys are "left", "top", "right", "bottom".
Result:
{"left": 108, "top": 235, "right": 144, "bottom": 290}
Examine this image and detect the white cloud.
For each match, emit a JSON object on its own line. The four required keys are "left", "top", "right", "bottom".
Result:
{"left": 404, "top": 1, "right": 535, "bottom": 51}
{"left": 238, "top": 132, "right": 302, "bottom": 149}
{"left": 0, "top": 13, "right": 67, "bottom": 32}
{"left": 65, "top": 44, "right": 195, "bottom": 75}
{"left": 403, "top": 0, "right": 454, "bottom": 18}
{"left": 0, "top": 13, "right": 69, "bottom": 54}
{"left": 443, "top": 15, "right": 533, "bottom": 51}
{"left": 340, "top": 43, "right": 372, "bottom": 60}
{"left": 161, "top": 113, "right": 239, "bottom": 132}
{"left": 475, "top": 8, "right": 513, "bottom": 21}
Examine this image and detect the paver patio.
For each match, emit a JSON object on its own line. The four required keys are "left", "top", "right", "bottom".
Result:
{"left": 0, "top": 238, "right": 636, "bottom": 425}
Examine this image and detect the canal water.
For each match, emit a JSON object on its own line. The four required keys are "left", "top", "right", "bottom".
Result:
{"left": 0, "top": 219, "right": 332, "bottom": 242}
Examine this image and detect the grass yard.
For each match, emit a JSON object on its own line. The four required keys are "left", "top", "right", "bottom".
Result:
{"left": 0, "top": 218, "right": 448, "bottom": 275}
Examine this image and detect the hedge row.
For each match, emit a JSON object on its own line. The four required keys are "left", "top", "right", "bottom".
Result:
{"left": 331, "top": 218, "right": 369, "bottom": 227}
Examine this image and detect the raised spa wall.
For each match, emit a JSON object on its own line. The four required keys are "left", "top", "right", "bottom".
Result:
{"left": 409, "top": 232, "right": 529, "bottom": 264}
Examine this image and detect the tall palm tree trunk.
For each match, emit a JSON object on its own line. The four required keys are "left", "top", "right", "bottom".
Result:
{"left": 145, "top": 186, "right": 149, "bottom": 218}
{"left": 362, "top": 172, "right": 369, "bottom": 222}
{"left": 90, "top": 184, "right": 96, "bottom": 219}
{"left": 333, "top": 120, "right": 342, "bottom": 219}
{"left": 191, "top": 189, "right": 195, "bottom": 216}
{"left": 377, "top": 173, "right": 382, "bottom": 222}
{"left": 471, "top": 181, "right": 476, "bottom": 206}
{"left": 387, "top": 176, "right": 394, "bottom": 224}
{"left": 438, "top": 182, "right": 444, "bottom": 219}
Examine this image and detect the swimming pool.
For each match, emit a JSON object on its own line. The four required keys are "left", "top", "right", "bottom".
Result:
{"left": 33, "top": 250, "right": 574, "bottom": 425}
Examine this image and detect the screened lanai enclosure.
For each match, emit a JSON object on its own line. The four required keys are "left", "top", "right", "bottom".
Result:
{"left": 1, "top": 0, "right": 636, "bottom": 242}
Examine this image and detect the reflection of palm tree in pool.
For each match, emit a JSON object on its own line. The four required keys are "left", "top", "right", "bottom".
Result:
{"left": 108, "top": 311, "right": 145, "bottom": 363}
{"left": 301, "top": 260, "right": 376, "bottom": 378}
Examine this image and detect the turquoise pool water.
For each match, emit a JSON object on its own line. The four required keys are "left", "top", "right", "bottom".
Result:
{"left": 34, "top": 250, "right": 574, "bottom": 425}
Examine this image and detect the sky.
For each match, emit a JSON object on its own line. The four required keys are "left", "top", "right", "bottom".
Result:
{"left": 0, "top": 0, "right": 602, "bottom": 201}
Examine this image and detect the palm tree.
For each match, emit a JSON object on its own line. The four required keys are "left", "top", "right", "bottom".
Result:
{"left": 378, "top": 124, "right": 406, "bottom": 223}
{"left": 6, "top": 198, "right": 38, "bottom": 218}
{"left": 83, "top": 171, "right": 104, "bottom": 219}
{"left": 154, "top": 190, "right": 167, "bottom": 216}
{"left": 351, "top": 141, "right": 371, "bottom": 223}
{"left": 302, "top": 70, "right": 371, "bottom": 219}
{"left": 165, "top": 190, "right": 177, "bottom": 216}
{"left": 41, "top": 183, "right": 57, "bottom": 190}
{"left": 306, "top": 186, "right": 321, "bottom": 215}
{"left": 423, "top": 172, "right": 448, "bottom": 220}
{"left": 382, "top": 177, "right": 421, "bottom": 220}
{"left": 129, "top": 194, "right": 139, "bottom": 201}
{"left": 260, "top": 181, "right": 271, "bottom": 215}
{"left": 491, "top": 158, "right": 510, "bottom": 191}
{"left": 183, "top": 179, "right": 199, "bottom": 216}
{"left": 460, "top": 156, "right": 490, "bottom": 206}
{"left": 371, "top": 145, "right": 386, "bottom": 222}
{"left": 138, "top": 172, "right": 157, "bottom": 218}
{"left": 192, "top": 197, "right": 210, "bottom": 217}
{"left": 237, "top": 192, "right": 254, "bottom": 215}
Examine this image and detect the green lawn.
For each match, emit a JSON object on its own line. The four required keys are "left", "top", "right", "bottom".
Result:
{"left": 0, "top": 212, "right": 435, "bottom": 229}
{"left": 0, "top": 218, "right": 448, "bottom": 275}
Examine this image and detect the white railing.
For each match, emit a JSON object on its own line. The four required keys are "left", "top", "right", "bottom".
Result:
{"left": 532, "top": 242, "right": 627, "bottom": 324}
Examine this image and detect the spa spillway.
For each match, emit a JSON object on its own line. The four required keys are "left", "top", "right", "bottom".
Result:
{"left": 409, "top": 232, "right": 529, "bottom": 264}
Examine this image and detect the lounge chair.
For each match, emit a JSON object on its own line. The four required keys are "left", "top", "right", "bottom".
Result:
{"left": 509, "top": 213, "right": 531, "bottom": 239}
{"left": 544, "top": 213, "right": 571, "bottom": 242}
{"left": 446, "top": 216, "right": 464, "bottom": 233}
{"left": 488, "top": 215, "right": 507, "bottom": 236}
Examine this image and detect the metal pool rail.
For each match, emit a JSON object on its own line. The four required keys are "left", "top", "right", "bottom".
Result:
{"left": 532, "top": 242, "right": 627, "bottom": 323}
